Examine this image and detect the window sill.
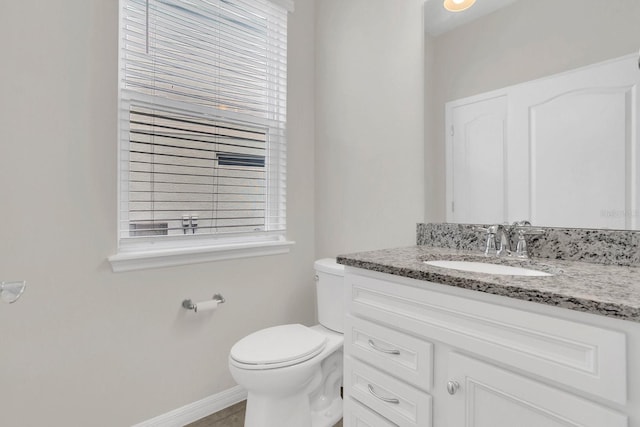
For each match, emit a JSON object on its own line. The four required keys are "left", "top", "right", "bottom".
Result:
{"left": 108, "top": 240, "right": 295, "bottom": 273}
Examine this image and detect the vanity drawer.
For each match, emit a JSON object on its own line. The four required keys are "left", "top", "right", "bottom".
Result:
{"left": 345, "top": 356, "right": 432, "bottom": 427}
{"left": 345, "top": 315, "right": 433, "bottom": 391}
{"left": 347, "top": 398, "right": 398, "bottom": 427}
{"left": 347, "top": 272, "right": 627, "bottom": 404}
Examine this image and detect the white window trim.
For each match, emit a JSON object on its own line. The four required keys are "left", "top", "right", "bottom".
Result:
{"left": 109, "top": 239, "right": 295, "bottom": 273}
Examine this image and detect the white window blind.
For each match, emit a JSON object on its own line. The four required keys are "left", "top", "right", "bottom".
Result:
{"left": 118, "top": 0, "right": 289, "bottom": 251}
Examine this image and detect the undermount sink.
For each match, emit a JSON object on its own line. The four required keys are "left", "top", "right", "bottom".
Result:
{"left": 424, "top": 260, "right": 553, "bottom": 277}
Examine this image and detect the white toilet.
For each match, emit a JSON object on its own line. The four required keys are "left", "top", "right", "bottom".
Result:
{"left": 228, "top": 259, "right": 345, "bottom": 427}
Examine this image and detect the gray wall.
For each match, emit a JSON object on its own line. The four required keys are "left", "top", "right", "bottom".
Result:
{"left": 0, "top": 0, "right": 316, "bottom": 425}
{"left": 425, "top": 0, "right": 640, "bottom": 222}
{"left": 315, "top": 0, "right": 426, "bottom": 258}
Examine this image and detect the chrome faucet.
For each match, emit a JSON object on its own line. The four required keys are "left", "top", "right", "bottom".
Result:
{"left": 475, "top": 224, "right": 508, "bottom": 257}
{"left": 476, "top": 221, "right": 544, "bottom": 258}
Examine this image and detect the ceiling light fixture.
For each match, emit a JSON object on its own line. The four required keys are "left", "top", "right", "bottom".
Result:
{"left": 443, "top": 0, "right": 476, "bottom": 12}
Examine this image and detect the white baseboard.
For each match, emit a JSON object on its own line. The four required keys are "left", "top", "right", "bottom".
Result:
{"left": 132, "top": 385, "right": 247, "bottom": 427}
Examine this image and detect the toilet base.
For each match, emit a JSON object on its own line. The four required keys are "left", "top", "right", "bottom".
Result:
{"left": 244, "top": 391, "right": 312, "bottom": 427}
{"left": 311, "top": 395, "right": 342, "bottom": 427}
{"left": 244, "top": 391, "right": 342, "bottom": 427}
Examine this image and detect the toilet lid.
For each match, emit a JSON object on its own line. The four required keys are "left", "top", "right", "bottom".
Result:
{"left": 230, "top": 324, "right": 327, "bottom": 368}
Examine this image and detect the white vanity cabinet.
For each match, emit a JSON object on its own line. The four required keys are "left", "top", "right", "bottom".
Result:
{"left": 342, "top": 267, "right": 638, "bottom": 427}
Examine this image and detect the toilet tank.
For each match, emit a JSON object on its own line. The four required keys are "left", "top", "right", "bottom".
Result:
{"left": 314, "top": 258, "right": 345, "bottom": 333}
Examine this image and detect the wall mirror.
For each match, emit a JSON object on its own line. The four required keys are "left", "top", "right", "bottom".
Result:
{"left": 426, "top": 0, "right": 640, "bottom": 230}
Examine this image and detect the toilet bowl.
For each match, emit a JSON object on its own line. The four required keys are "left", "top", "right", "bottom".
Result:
{"left": 228, "top": 259, "right": 345, "bottom": 427}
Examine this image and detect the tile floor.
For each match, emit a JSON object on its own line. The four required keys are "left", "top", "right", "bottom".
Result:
{"left": 185, "top": 401, "right": 246, "bottom": 427}
{"left": 185, "top": 401, "right": 343, "bottom": 427}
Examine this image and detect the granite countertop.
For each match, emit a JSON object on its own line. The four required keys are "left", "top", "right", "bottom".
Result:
{"left": 337, "top": 246, "right": 640, "bottom": 323}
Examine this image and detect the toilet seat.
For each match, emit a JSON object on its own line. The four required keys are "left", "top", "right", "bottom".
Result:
{"left": 230, "top": 324, "right": 327, "bottom": 370}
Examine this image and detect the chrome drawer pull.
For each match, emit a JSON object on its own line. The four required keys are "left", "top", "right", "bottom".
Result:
{"left": 367, "top": 384, "right": 400, "bottom": 404}
{"left": 368, "top": 339, "right": 401, "bottom": 355}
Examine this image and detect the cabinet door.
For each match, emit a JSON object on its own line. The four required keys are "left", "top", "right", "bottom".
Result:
{"left": 446, "top": 352, "right": 627, "bottom": 427}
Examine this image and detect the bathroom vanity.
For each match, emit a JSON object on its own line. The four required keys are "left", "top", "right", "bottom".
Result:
{"left": 338, "top": 224, "right": 640, "bottom": 427}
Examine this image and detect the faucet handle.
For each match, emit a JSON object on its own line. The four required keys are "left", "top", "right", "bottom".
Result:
{"left": 474, "top": 225, "right": 499, "bottom": 256}
{"left": 496, "top": 226, "right": 512, "bottom": 257}
{"left": 513, "top": 224, "right": 544, "bottom": 258}
{"left": 515, "top": 231, "right": 529, "bottom": 258}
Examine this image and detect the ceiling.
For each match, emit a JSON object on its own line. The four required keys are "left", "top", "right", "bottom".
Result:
{"left": 424, "top": 0, "right": 521, "bottom": 36}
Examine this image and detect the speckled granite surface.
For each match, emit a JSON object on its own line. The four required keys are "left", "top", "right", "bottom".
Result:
{"left": 337, "top": 246, "right": 640, "bottom": 322}
{"left": 416, "top": 223, "right": 640, "bottom": 266}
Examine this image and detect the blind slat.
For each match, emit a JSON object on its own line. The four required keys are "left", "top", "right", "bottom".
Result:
{"left": 119, "top": 0, "right": 287, "bottom": 242}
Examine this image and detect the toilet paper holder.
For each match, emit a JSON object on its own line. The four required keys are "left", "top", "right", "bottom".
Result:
{"left": 1, "top": 281, "right": 27, "bottom": 304}
{"left": 182, "top": 293, "right": 226, "bottom": 312}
